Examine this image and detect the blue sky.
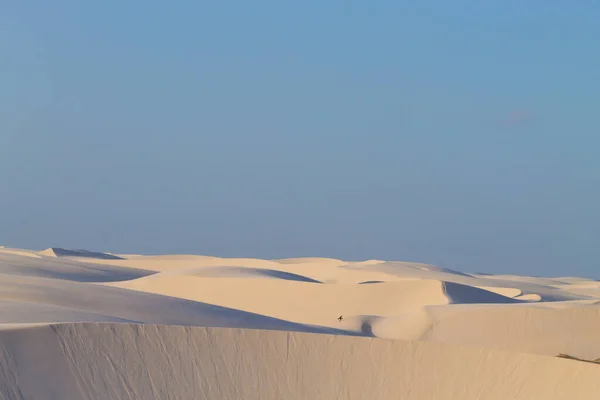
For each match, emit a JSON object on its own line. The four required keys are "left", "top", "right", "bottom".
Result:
{"left": 1, "top": 1, "right": 599, "bottom": 277}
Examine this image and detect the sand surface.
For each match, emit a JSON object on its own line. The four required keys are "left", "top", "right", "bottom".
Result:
{"left": 0, "top": 246, "right": 599, "bottom": 399}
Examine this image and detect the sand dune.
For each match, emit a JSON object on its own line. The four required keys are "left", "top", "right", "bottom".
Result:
{"left": 516, "top": 293, "right": 543, "bottom": 301}
{"left": 357, "top": 261, "right": 588, "bottom": 301}
{"left": 1, "top": 324, "right": 599, "bottom": 400}
{"left": 177, "top": 266, "right": 323, "bottom": 283}
{"left": 39, "top": 247, "right": 126, "bottom": 260}
{"left": 0, "top": 273, "right": 354, "bottom": 336}
{"left": 110, "top": 276, "right": 452, "bottom": 332}
{"left": 442, "top": 281, "right": 520, "bottom": 304}
{"left": 0, "top": 248, "right": 42, "bottom": 259}
{"left": 0, "top": 246, "right": 598, "bottom": 399}
{"left": 475, "top": 285, "right": 523, "bottom": 297}
{"left": 424, "top": 303, "right": 600, "bottom": 359}
{"left": 274, "top": 257, "right": 347, "bottom": 266}
{"left": 0, "top": 251, "right": 154, "bottom": 282}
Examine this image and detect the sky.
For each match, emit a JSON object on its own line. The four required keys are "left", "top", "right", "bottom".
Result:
{"left": 1, "top": 1, "right": 599, "bottom": 277}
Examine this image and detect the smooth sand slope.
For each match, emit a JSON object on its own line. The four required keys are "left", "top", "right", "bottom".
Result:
{"left": 0, "top": 246, "right": 599, "bottom": 399}
{"left": 2, "top": 324, "right": 600, "bottom": 400}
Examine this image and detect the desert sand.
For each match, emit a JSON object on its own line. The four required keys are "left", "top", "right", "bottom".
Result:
{"left": 0, "top": 246, "right": 599, "bottom": 399}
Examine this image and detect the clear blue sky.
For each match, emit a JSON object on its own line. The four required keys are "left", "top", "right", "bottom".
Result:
{"left": 1, "top": 1, "right": 599, "bottom": 277}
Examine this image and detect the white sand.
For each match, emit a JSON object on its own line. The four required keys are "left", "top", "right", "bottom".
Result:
{"left": 0, "top": 246, "right": 598, "bottom": 399}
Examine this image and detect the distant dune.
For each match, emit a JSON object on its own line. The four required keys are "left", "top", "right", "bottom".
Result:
{"left": 39, "top": 247, "right": 126, "bottom": 260}
{"left": 0, "top": 246, "right": 599, "bottom": 399}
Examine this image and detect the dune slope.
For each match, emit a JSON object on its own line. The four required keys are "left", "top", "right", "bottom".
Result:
{"left": 1, "top": 323, "right": 599, "bottom": 400}
{"left": 0, "top": 246, "right": 599, "bottom": 399}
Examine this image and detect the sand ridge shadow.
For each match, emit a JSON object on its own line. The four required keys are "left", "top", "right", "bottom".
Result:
{"left": 45, "top": 248, "right": 126, "bottom": 260}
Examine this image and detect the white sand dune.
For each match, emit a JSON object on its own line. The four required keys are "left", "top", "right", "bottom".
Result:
{"left": 274, "top": 257, "right": 347, "bottom": 265}
{"left": 475, "top": 285, "right": 523, "bottom": 297}
{"left": 357, "top": 262, "right": 589, "bottom": 301}
{"left": 0, "top": 251, "right": 154, "bottom": 283}
{"left": 110, "top": 276, "right": 451, "bottom": 332}
{"left": 0, "top": 273, "right": 353, "bottom": 336}
{"left": 0, "top": 248, "right": 42, "bottom": 259}
{"left": 516, "top": 293, "right": 543, "bottom": 301}
{"left": 176, "top": 266, "right": 323, "bottom": 283}
{"left": 442, "top": 281, "right": 521, "bottom": 304}
{"left": 423, "top": 303, "right": 600, "bottom": 359}
{"left": 39, "top": 247, "right": 126, "bottom": 260}
{"left": 1, "top": 324, "right": 599, "bottom": 400}
{"left": 0, "top": 246, "right": 598, "bottom": 399}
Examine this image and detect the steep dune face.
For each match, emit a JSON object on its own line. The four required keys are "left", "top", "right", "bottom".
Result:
{"left": 1, "top": 323, "right": 599, "bottom": 400}
{"left": 0, "top": 246, "right": 599, "bottom": 399}
{"left": 442, "top": 282, "right": 521, "bottom": 304}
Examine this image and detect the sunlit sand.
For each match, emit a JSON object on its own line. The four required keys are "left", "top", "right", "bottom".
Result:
{"left": 0, "top": 246, "right": 598, "bottom": 399}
